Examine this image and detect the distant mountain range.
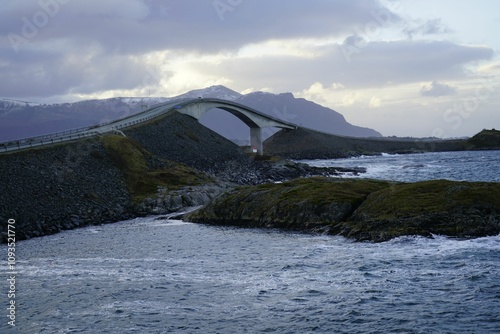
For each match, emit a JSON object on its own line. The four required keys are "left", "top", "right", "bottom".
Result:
{"left": 0, "top": 85, "right": 381, "bottom": 143}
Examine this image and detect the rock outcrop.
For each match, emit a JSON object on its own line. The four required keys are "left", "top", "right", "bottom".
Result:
{"left": 185, "top": 178, "right": 500, "bottom": 242}
{"left": 186, "top": 178, "right": 389, "bottom": 232}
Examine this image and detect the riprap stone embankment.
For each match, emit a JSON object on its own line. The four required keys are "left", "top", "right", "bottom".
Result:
{"left": 0, "top": 139, "right": 133, "bottom": 241}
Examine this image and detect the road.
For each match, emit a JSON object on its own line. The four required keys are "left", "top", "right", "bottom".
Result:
{"left": 0, "top": 99, "right": 191, "bottom": 154}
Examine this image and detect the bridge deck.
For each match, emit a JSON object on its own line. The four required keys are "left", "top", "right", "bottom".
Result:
{"left": 0, "top": 98, "right": 297, "bottom": 155}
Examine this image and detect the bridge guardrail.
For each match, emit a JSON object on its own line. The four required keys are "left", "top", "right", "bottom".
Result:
{"left": 0, "top": 100, "right": 183, "bottom": 154}
{"left": 0, "top": 131, "right": 101, "bottom": 153}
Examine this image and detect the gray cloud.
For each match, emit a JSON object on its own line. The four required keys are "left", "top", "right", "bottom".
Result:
{"left": 0, "top": 44, "right": 156, "bottom": 97}
{"left": 420, "top": 81, "right": 458, "bottom": 97}
{"left": 191, "top": 40, "right": 493, "bottom": 93}
{"left": 0, "top": 0, "right": 402, "bottom": 98}
{"left": 337, "top": 40, "right": 493, "bottom": 86}
{"left": 1, "top": 0, "right": 398, "bottom": 54}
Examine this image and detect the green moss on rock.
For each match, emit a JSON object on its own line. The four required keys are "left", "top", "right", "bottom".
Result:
{"left": 350, "top": 180, "right": 500, "bottom": 219}
{"left": 186, "top": 177, "right": 500, "bottom": 242}
{"left": 102, "top": 135, "right": 211, "bottom": 201}
{"left": 342, "top": 180, "right": 500, "bottom": 241}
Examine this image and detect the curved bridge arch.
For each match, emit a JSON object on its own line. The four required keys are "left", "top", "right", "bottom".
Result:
{"left": 165, "top": 98, "right": 297, "bottom": 154}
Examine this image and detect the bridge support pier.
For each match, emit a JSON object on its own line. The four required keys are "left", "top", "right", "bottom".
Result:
{"left": 250, "top": 127, "right": 263, "bottom": 155}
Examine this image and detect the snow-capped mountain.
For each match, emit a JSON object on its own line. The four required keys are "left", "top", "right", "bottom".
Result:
{"left": 175, "top": 85, "right": 242, "bottom": 101}
{"left": 0, "top": 97, "right": 168, "bottom": 142}
{"left": 0, "top": 85, "right": 381, "bottom": 142}
{"left": 0, "top": 99, "right": 40, "bottom": 116}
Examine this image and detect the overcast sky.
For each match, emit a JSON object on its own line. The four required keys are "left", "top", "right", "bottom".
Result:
{"left": 1, "top": 0, "right": 499, "bottom": 137}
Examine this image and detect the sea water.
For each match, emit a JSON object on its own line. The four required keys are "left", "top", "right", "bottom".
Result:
{"left": 301, "top": 150, "right": 500, "bottom": 183}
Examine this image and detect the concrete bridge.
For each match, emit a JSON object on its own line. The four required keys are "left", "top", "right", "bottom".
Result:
{"left": 0, "top": 98, "right": 297, "bottom": 155}
{"left": 173, "top": 98, "right": 296, "bottom": 154}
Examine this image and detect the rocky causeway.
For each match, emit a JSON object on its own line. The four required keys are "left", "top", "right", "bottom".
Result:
{"left": 1, "top": 112, "right": 499, "bottom": 242}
